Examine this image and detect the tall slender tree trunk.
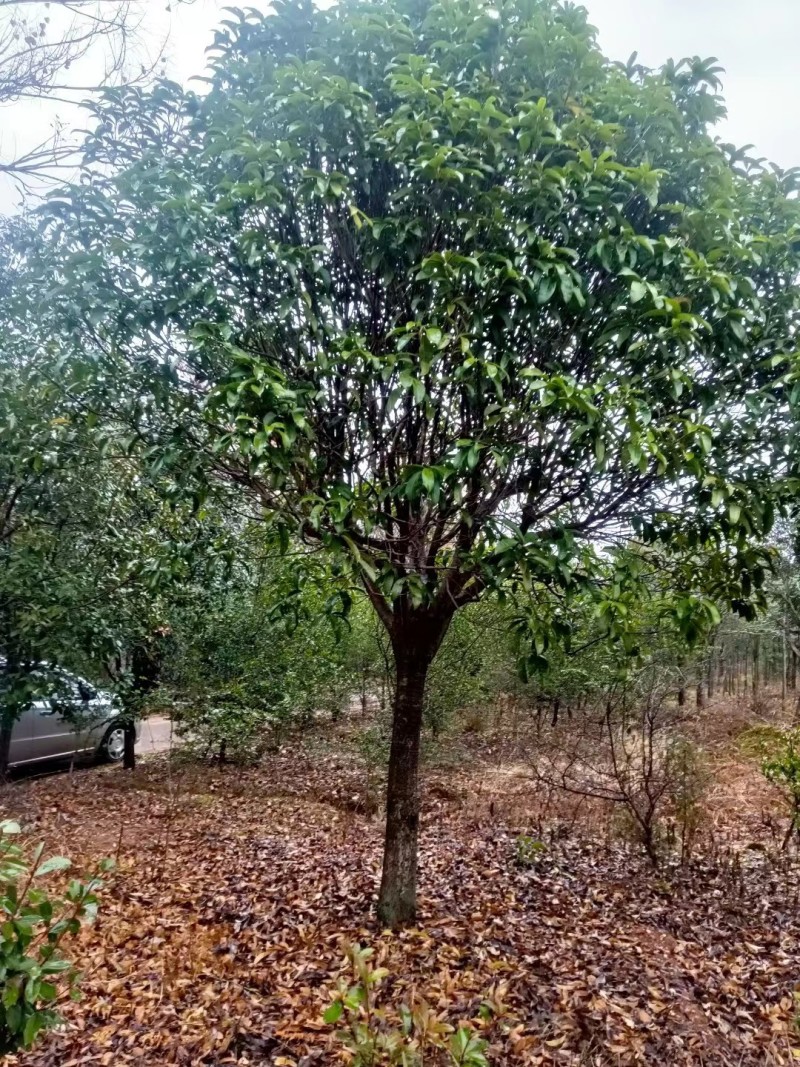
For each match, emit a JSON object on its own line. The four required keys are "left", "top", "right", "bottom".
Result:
{"left": 551, "top": 697, "right": 560, "bottom": 728}
{"left": 123, "top": 722, "right": 136, "bottom": 770}
{"left": 376, "top": 610, "right": 452, "bottom": 928}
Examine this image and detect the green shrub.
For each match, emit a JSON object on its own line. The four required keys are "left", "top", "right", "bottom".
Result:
{"left": 514, "top": 836, "right": 546, "bottom": 868}
{"left": 0, "top": 820, "right": 112, "bottom": 1053}
{"left": 354, "top": 722, "right": 391, "bottom": 814}
{"left": 425, "top": 604, "right": 510, "bottom": 737}
{"left": 163, "top": 556, "right": 357, "bottom": 752}
{"left": 172, "top": 694, "right": 276, "bottom": 763}
{"left": 738, "top": 724, "right": 786, "bottom": 760}
{"left": 762, "top": 727, "right": 800, "bottom": 850}
{"left": 325, "top": 942, "right": 490, "bottom": 1066}
{"left": 666, "top": 737, "right": 709, "bottom": 863}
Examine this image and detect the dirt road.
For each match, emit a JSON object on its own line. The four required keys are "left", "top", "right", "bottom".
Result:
{"left": 137, "top": 715, "right": 176, "bottom": 755}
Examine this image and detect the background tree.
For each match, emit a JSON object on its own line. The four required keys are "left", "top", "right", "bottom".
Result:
{"left": 36, "top": 0, "right": 800, "bottom": 923}
{"left": 0, "top": 0, "right": 170, "bottom": 184}
{"left": 163, "top": 541, "right": 357, "bottom": 762}
{"left": 0, "top": 222, "right": 232, "bottom": 773}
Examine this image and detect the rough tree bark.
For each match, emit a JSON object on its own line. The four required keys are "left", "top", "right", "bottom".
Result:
{"left": 376, "top": 609, "right": 453, "bottom": 927}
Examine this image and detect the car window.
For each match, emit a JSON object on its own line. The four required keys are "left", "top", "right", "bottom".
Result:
{"left": 0, "top": 665, "right": 99, "bottom": 704}
{"left": 53, "top": 674, "right": 81, "bottom": 699}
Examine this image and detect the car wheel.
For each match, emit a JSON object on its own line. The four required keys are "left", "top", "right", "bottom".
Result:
{"left": 101, "top": 725, "right": 126, "bottom": 763}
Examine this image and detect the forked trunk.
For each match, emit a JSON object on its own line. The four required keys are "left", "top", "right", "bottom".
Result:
{"left": 377, "top": 612, "right": 452, "bottom": 927}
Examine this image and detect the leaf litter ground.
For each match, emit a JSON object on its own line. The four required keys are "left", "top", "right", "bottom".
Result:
{"left": 3, "top": 719, "right": 800, "bottom": 1066}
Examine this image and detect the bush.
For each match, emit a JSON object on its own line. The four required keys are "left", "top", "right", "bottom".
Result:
{"left": 514, "top": 836, "right": 546, "bottom": 868}
{"left": 738, "top": 724, "right": 786, "bottom": 760}
{"left": 325, "top": 943, "right": 490, "bottom": 1066}
{"left": 172, "top": 695, "right": 276, "bottom": 764}
{"left": 163, "top": 556, "right": 358, "bottom": 754}
{"left": 667, "top": 737, "right": 709, "bottom": 863}
{"left": 425, "top": 603, "right": 510, "bottom": 736}
{"left": 761, "top": 727, "right": 800, "bottom": 850}
{"left": 0, "top": 820, "right": 112, "bottom": 1053}
{"left": 354, "top": 721, "right": 391, "bottom": 814}
{"left": 533, "top": 664, "right": 711, "bottom": 866}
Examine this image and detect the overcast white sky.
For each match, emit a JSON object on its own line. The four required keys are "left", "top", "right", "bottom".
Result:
{"left": 1, "top": 0, "right": 799, "bottom": 213}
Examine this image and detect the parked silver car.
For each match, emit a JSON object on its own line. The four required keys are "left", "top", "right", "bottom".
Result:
{"left": 6, "top": 669, "right": 136, "bottom": 768}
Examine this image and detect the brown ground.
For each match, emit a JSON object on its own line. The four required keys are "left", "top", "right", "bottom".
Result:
{"left": 4, "top": 695, "right": 800, "bottom": 1067}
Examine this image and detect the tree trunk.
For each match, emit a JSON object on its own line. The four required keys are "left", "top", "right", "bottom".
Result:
{"left": 123, "top": 722, "right": 136, "bottom": 770}
{"left": 377, "top": 655, "right": 427, "bottom": 927}
{"left": 376, "top": 612, "right": 452, "bottom": 928}
{"left": 0, "top": 720, "right": 12, "bottom": 781}
{"left": 551, "top": 697, "right": 560, "bottom": 728}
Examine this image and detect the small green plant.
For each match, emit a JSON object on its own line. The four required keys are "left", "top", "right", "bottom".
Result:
{"left": 761, "top": 727, "right": 800, "bottom": 850}
{"left": 355, "top": 723, "right": 391, "bottom": 814}
{"left": 172, "top": 694, "right": 276, "bottom": 764}
{"left": 325, "top": 942, "right": 490, "bottom": 1066}
{"left": 514, "top": 835, "right": 546, "bottom": 868}
{"left": 737, "top": 724, "right": 786, "bottom": 760}
{"left": 666, "top": 737, "right": 709, "bottom": 864}
{"left": 0, "top": 820, "right": 113, "bottom": 1052}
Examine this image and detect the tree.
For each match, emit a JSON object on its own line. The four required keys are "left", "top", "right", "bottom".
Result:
{"left": 0, "top": 357, "right": 215, "bottom": 773}
{"left": 0, "top": 222, "right": 232, "bottom": 773}
{"left": 36, "top": 0, "right": 800, "bottom": 923}
{"left": 163, "top": 538, "right": 357, "bottom": 762}
{"left": 0, "top": 0, "right": 165, "bottom": 183}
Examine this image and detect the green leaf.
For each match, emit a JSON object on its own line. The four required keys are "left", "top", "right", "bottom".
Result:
{"left": 630, "top": 280, "right": 648, "bottom": 304}
{"left": 34, "top": 856, "right": 72, "bottom": 878}
{"left": 37, "top": 981, "right": 58, "bottom": 1003}
{"left": 23, "top": 1013, "right": 47, "bottom": 1048}
{"left": 323, "top": 1000, "right": 344, "bottom": 1024}
{"left": 537, "top": 275, "right": 557, "bottom": 304}
{"left": 3, "top": 978, "right": 20, "bottom": 1009}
